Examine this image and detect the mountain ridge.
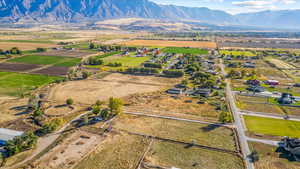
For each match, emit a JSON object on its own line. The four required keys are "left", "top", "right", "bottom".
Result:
{"left": 0, "top": 0, "right": 299, "bottom": 29}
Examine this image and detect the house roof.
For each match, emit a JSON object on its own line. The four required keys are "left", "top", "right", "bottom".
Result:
{"left": 0, "top": 128, "right": 24, "bottom": 141}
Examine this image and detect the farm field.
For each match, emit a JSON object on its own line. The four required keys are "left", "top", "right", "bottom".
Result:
{"left": 8, "top": 55, "right": 81, "bottom": 67}
{"left": 74, "top": 133, "right": 150, "bottom": 169}
{"left": 220, "top": 50, "right": 256, "bottom": 57}
{"left": 32, "top": 66, "right": 70, "bottom": 76}
{"left": 162, "top": 47, "right": 208, "bottom": 54}
{"left": 249, "top": 142, "right": 300, "bottom": 169}
{"left": 36, "top": 50, "right": 93, "bottom": 58}
{"left": 266, "top": 58, "right": 296, "bottom": 69}
{"left": 244, "top": 115, "right": 300, "bottom": 138}
{"left": 126, "top": 93, "right": 220, "bottom": 122}
{"left": 103, "top": 55, "right": 150, "bottom": 67}
{"left": 112, "top": 114, "right": 237, "bottom": 151}
{"left": 120, "top": 40, "right": 217, "bottom": 48}
{"left": 0, "top": 71, "right": 63, "bottom": 96}
{"left": 144, "top": 141, "right": 244, "bottom": 169}
{"left": 0, "top": 62, "right": 41, "bottom": 72}
{"left": 48, "top": 73, "right": 178, "bottom": 105}
{"left": 0, "top": 41, "right": 57, "bottom": 50}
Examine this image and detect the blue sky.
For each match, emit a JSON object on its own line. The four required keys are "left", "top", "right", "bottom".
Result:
{"left": 151, "top": 0, "right": 300, "bottom": 14}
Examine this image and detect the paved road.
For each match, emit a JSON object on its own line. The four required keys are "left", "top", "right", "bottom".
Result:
{"left": 241, "top": 110, "right": 300, "bottom": 122}
{"left": 219, "top": 60, "right": 255, "bottom": 169}
{"left": 125, "top": 111, "right": 234, "bottom": 127}
{"left": 246, "top": 137, "right": 279, "bottom": 146}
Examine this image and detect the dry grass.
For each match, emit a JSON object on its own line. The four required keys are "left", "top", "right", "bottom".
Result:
{"left": 249, "top": 142, "right": 300, "bottom": 169}
{"left": 0, "top": 42, "right": 57, "bottom": 50}
{"left": 120, "top": 40, "right": 217, "bottom": 48}
{"left": 266, "top": 58, "right": 295, "bottom": 69}
{"left": 112, "top": 114, "right": 237, "bottom": 151}
{"left": 0, "top": 97, "right": 28, "bottom": 124}
{"left": 74, "top": 133, "right": 150, "bottom": 169}
{"left": 144, "top": 140, "right": 244, "bottom": 169}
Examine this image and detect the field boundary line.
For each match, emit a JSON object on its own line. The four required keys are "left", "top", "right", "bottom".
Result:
{"left": 136, "top": 138, "right": 154, "bottom": 169}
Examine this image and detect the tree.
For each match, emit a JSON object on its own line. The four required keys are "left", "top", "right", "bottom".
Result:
{"left": 66, "top": 98, "right": 74, "bottom": 106}
{"left": 219, "top": 111, "right": 233, "bottom": 123}
{"left": 248, "top": 150, "right": 259, "bottom": 163}
{"left": 108, "top": 97, "right": 123, "bottom": 115}
{"left": 100, "top": 108, "right": 110, "bottom": 119}
{"left": 89, "top": 43, "right": 96, "bottom": 49}
{"left": 83, "top": 115, "right": 89, "bottom": 125}
{"left": 92, "top": 106, "right": 101, "bottom": 115}
{"left": 95, "top": 100, "right": 105, "bottom": 106}
{"left": 36, "top": 48, "right": 47, "bottom": 52}
{"left": 9, "top": 47, "right": 21, "bottom": 54}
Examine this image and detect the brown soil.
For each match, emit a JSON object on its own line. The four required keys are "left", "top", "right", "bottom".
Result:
{"left": 0, "top": 62, "right": 41, "bottom": 72}
{"left": 32, "top": 66, "right": 69, "bottom": 76}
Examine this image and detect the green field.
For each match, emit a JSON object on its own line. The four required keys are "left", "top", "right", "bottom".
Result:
{"left": 8, "top": 55, "right": 81, "bottom": 67}
{"left": 244, "top": 115, "right": 300, "bottom": 138}
{"left": 0, "top": 71, "right": 63, "bottom": 96}
{"left": 95, "top": 51, "right": 121, "bottom": 59}
{"left": 220, "top": 50, "right": 256, "bottom": 57}
{"left": 162, "top": 47, "right": 208, "bottom": 54}
{"left": 104, "top": 56, "right": 150, "bottom": 67}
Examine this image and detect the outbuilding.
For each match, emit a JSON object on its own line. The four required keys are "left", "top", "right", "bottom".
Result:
{"left": 0, "top": 128, "right": 24, "bottom": 146}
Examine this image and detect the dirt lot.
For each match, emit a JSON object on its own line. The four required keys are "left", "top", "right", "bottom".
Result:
{"left": 267, "top": 58, "right": 296, "bottom": 69}
{"left": 37, "top": 50, "right": 93, "bottom": 58}
{"left": 0, "top": 97, "right": 28, "bottom": 124}
{"left": 143, "top": 140, "right": 244, "bottom": 169}
{"left": 125, "top": 92, "right": 220, "bottom": 122}
{"left": 120, "top": 40, "right": 217, "bottom": 49}
{"left": 45, "top": 105, "right": 74, "bottom": 116}
{"left": 74, "top": 133, "right": 150, "bottom": 169}
{"left": 34, "top": 130, "right": 103, "bottom": 169}
{"left": 49, "top": 73, "right": 178, "bottom": 105}
{"left": 0, "top": 42, "right": 57, "bottom": 50}
{"left": 32, "top": 66, "right": 70, "bottom": 76}
{"left": 0, "top": 62, "right": 41, "bottom": 72}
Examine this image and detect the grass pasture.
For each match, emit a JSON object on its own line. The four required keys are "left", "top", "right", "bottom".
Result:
{"left": 120, "top": 40, "right": 217, "bottom": 48}
{"left": 162, "top": 47, "right": 208, "bottom": 54}
{"left": 103, "top": 55, "right": 150, "bottom": 68}
{"left": 113, "top": 114, "right": 237, "bottom": 151}
{"left": 220, "top": 50, "right": 256, "bottom": 57}
{"left": 244, "top": 115, "right": 300, "bottom": 138}
{"left": 0, "top": 71, "right": 63, "bottom": 96}
{"left": 144, "top": 141, "right": 244, "bottom": 169}
{"left": 8, "top": 55, "right": 81, "bottom": 67}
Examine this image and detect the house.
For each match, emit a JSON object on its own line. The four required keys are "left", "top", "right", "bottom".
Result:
{"left": 246, "top": 86, "right": 265, "bottom": 93}
{"left": 278, "top": 93, "right": 295, "bottom": 104}
{"left": 294, "top": 83, "right": 300, "bottom": 87}
{"left": 193, "top": 88, "right": 211, "bottom": 97}
{"left": 265, "top": 80, "right": 279, "bottom": 86}
{"left": 243, "top": 62, "right": 256, "bottom": 68}
{"left": 0, "top": 128, "right": 24, "bottom": 146}
{"left": 279, "top": 137, "right": 300, "bottom": 161}
{"left": 246, "top": 79, "right": 260, "bottom": 86}
{"left": 166, "top": 88, "right": 184, "bottom": 95}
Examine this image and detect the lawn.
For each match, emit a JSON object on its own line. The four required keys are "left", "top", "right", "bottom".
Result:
{"left": 104, "top": 56, "right": 150, "bottom": 67}
{"left": 0, "top": 71, "right": 63, "bottom": 96}
{"left": 162, "top": 47, "right": 208, "bottom": 54}
{"left": 112, "top": 115, "right": 237, "bottom": 151}
{"left": 244, "top": 115, "right": 300, "bottom": 138}
{"left": 145, "top": 141, "right": 244, "bottom": 169}
{"left": 249, "top": 141, "right": 300, "bottom": 169}
{"left": 8, "top": 55, "right": 81, "bottom": 67}
{"left": 74, "top": 134, "right": 150, "bottom": 169}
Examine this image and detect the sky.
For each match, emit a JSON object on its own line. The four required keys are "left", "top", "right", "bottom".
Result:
{"left": 151, "top": 0, "right": 300, "bottom": 14}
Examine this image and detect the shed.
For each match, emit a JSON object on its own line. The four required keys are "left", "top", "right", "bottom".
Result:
{"left": 0, "top": 128, "right": 24, "bottom": 146}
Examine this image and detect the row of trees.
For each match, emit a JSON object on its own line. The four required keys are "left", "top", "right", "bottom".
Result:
{"left": 0, "top": 47, "right": 22, "bottom": 55}
{"left": 144, "top": 63, "right": 162, "bottom": 69}
{"left": 126, "top": 67, "right": 160, "bottom": 75}
{"left": 162, "top": 70, "right": 184, "bottom": 78}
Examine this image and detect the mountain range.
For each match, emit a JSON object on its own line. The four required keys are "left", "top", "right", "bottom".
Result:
{"left": 0, "top": 0, "right": 299, "bottom": 30}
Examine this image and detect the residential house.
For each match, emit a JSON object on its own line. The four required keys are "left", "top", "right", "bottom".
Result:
{"left": 0, "top": 128, "right": 24, "bottom": 146}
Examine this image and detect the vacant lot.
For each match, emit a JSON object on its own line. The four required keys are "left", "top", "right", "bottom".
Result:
{"left": 220, "top": 50, "right": 256, "bottom": 57}
{"left": 75, "top": 133, "right": 150, "bottom": 169}
{"left": 162, "top": 47, "right": 208, "bottom": 54}
{"left": 103, "top": 55, "right": 150, "bottom": 67}
{"left": 121, "top": 40, "right": 217, "bottom": 48}
{"left": 37, "top": 50, "right": 93, "bottom": 58}
{"left": 249, "top": 142, "right": 300, "bottom": 169}
{"left": 0, "top": 41, "right": 57, "bottom": 50}
{"left": 49, "top": 73, "right": 178, "bottom": 104}
{"left": 144, "top": 141, "right": 244, "bottom": 169}
{"left": 126, "top": 93, "right": 220, "bottom": 122}
{"left": 113, "top": 114, "right": 237, "bottom": 151}
{"left": 266, "top": 58, "right": 296, "bottom": 69}
{"left": 0, "top": 62, "right": 41, "bottom": 72}
{"left": 9, "top": 55, "right": 81, "bottom": 67}
{"left": 32, "top": 66, "right": 70, "bottom": 76}
{"left": 0, "top": 71, "right": 63, "bottom": 96}
{"left": 244, "top": 115, "right": 300, "bottom": 138}
{"left": 35, "top": 130, "right": 103, "bottom": 169}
